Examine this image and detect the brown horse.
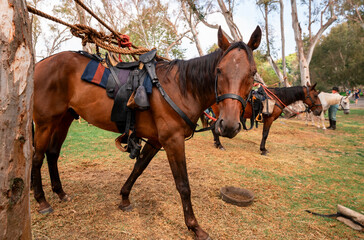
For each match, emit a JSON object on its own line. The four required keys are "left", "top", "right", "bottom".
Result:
{"left": 32, "top": 27, "right": 262, "bottom": 239}
{"left": 208, "top": 84, "right": 322, "bottom": 155}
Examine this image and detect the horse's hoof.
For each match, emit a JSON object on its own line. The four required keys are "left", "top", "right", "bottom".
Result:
{"left": 60, "top": 194, "right": 72, "bottom": 202}
{"left": 119, "top": 204, "right": 133, "bottom": 212}
{"left": 261, "top": 151, "right": 267, "bottom": 156}
{"left": 215, "top": 144, "right": 225, "bottom": 150}
{"left": 38, "top": 206, "right": 54, "bottom": 214}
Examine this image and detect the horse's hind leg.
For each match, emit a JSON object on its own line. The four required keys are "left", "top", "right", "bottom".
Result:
{"left": 46, "top": 113, "right": 74, "bottom": 202}
{"left": 32, "top": 124, "right": 55, "bottom": 213}
{"left": 119, "top": 140, "right": 161, "bottom": 211}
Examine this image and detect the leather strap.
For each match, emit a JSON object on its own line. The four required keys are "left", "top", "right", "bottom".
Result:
{"left": 154, "top": 81, "right": 196, "bottom": 131}
{"left": 105, "top": 53, "right": 122, "bottom": 90}
{"left": 216, "top": 94, "right": 246, "bottom": 108}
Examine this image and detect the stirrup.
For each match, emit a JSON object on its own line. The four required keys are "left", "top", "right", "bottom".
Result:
{"left": 255, "top": 113, "right": 263, "bottom": 123}
{"left": 115, "top": 134, "right": 129, "bottom": 152}
{"left": 114, "top": 132, "right": 142, "bottom": 159}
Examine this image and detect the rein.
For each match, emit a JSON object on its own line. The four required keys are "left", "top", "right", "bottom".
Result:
{"left": 258, "top": 83, "right": 320, "bottom": 116}
{"left": 261, "top": 85, "right": 303, "bottom": 115}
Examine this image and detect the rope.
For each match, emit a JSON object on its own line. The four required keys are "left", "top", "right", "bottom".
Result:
{"left": 73, "top": 0, "right": 137, "bottom": 50}
{"left": 27, "top": 5, "right": 170, "bottom": 59}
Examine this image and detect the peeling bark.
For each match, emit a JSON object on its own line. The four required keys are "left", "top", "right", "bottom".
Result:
{"left": 0, "top": 0, "right": 34, "bottom": 239}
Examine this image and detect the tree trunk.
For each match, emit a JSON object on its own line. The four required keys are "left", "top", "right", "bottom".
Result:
{"left": 0, "top": 0, "right": 34, "bottom": 239}
{"left": 291, "top": 0, "right": 337, "bottom": 86}
{"left": 181, "top": 1, "right": 204, "bottom": 56}
{"left": 279, "top": 0, "right": 288, "bottom": 86}
{"left": 260, "top": 1, "right": 288, "bottom": 87}
{"left": 216, "top": 0, "right": 242, "bottom": 41}
{"left": 291, "top": 0, "right": 310, "bottom": 86}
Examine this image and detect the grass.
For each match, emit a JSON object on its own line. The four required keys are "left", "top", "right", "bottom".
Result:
{"left": 31, "top": 110, "right": 364, "bottom": 239}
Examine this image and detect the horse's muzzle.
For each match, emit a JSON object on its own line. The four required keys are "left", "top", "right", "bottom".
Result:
{"left": 215, "top": 118, "right": 241, "bottom": 138}
{"left": 343, "top": 109, "right": 350, "bottom": 114}
{"left": 313, "top": 108, "right": 322, "bottom": 116}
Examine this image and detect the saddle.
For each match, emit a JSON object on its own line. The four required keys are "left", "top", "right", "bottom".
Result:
{"left": 241, "top": 86, "right": 275, "bottom": 130}
{"left": 79, "top": 50, "right": 158, "bottom": 159}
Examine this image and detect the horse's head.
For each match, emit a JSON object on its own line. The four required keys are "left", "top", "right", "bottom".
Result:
{"left": 303, "top": 83, "right": 322, "bottom": 116}
{"left": 215, "top": 26, "right": 261, "bottom": 138}
{"left": 340, "top": 96, "right": 350, "bottom": 114}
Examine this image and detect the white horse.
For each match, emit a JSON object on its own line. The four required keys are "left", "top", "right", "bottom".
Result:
{"left": 307, "top": 92, "right": 350, "bottom": 129}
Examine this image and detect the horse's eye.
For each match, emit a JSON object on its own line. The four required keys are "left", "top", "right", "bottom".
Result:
{"left": 216, "top": 68, "right": 221, "bottom": 74}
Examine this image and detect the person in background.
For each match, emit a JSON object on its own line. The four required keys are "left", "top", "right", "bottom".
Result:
{"left": 346, "top": 89, "right": 351, "bottom": 96}
{"left": 327, "top": 87, "right": 340, "bottom": 130}
{"left": 354, "top": 89, "right": 360, "bottom": 105}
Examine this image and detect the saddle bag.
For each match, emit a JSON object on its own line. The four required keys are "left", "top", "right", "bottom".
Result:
{"left": 262, "top": 99, "right": 275, "bottom": 115}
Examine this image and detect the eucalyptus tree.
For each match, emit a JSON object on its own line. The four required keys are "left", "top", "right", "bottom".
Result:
{"left": 97, "top": 0, "right": 186, "bottom": 59}
{"left": 0, "top": 0, "right": 34, "bottom": 238}
{"left": 256, "top": 0, "right": 289, "bottom": 86}
{"left": 290, "top": 0, "right": 337, "bottom": 86}
{"left": 310, "top": 21, "right": 364, "bottom": 89}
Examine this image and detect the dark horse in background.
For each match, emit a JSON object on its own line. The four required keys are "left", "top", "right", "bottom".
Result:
{"left": 32, "top": 27, "right": 262, "bottom": 239}
{"left": 208, "top": 84, "right": 322, "bottom": 155}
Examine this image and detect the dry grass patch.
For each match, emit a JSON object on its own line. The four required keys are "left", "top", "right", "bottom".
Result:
{"left": 32, "top": 111, "right": 364, "bottom": 239}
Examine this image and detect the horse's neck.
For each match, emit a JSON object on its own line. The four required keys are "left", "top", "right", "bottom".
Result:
{"left": 270, "top": 87, "right": 304, "bottom": 106}
{"left": 176, "top": 51, "right": 223, "bottom": 110}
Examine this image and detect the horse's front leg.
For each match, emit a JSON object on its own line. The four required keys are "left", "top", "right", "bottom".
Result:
{"left": 260, "top": 116, "right": 274, "bottom": 155}
{"left": 163, "top": 133, "right": 210, "bottom": 240}
{"left": 211, "top": 121, "right": 225, "bottom": 150}
{"left": 320, "top": 112, "right": 326, "bottom": 129}
{"left": 119, "top": 140, "right": 161, "bottom": 211}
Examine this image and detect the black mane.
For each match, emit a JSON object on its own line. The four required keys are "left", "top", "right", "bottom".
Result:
{"left": 158, "top": 42, "right": 254, "bottom": 102}
{"left": 268, "top": 86, "right": 305, "bottom": 105}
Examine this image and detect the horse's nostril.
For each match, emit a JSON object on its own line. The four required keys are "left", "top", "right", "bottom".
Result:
{"left": 237, "top": 122, "right": 241, "bottom": 132}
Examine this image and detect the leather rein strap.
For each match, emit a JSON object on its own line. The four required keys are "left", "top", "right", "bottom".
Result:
{"left": 153, "top": 80, "right": 197, "bottom": 131}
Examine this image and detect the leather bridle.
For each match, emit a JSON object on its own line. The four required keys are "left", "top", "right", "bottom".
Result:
{"left": 214, "top": 73, "right": 249, "bottom": 116}
{"left": 304, "top": 86, "right": 322, "bottom": 111}
{"left": 339, "top": 97, "right": 350, "bottom": 111}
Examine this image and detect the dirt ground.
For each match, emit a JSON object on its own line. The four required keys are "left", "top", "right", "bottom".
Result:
{"left": 30, "top": 114, "right": 364, "bottom": 240}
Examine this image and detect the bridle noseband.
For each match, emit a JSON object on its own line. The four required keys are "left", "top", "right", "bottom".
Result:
{"left": 214, "top": 74, "right": 250, "bottom": 119}
{"left": 215, "top": 75, "right": 247, "bottom": 109}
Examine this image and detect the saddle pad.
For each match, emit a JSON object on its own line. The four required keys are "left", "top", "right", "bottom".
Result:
{"left": 81, "top": 60, "right": 111, "bottom": 88}
{"left": 81, "top": 59, "right": 153, "bottom": 93}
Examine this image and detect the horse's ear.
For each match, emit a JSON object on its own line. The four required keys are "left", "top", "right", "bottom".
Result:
{"left": 218, "top": 26, "right": 230, "bottom": 51}
{"left": 247, "top": 26, "right": 262, "bottom": 51}
{"left": 310, "top": 82, "right": 317, "bottom": 90}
